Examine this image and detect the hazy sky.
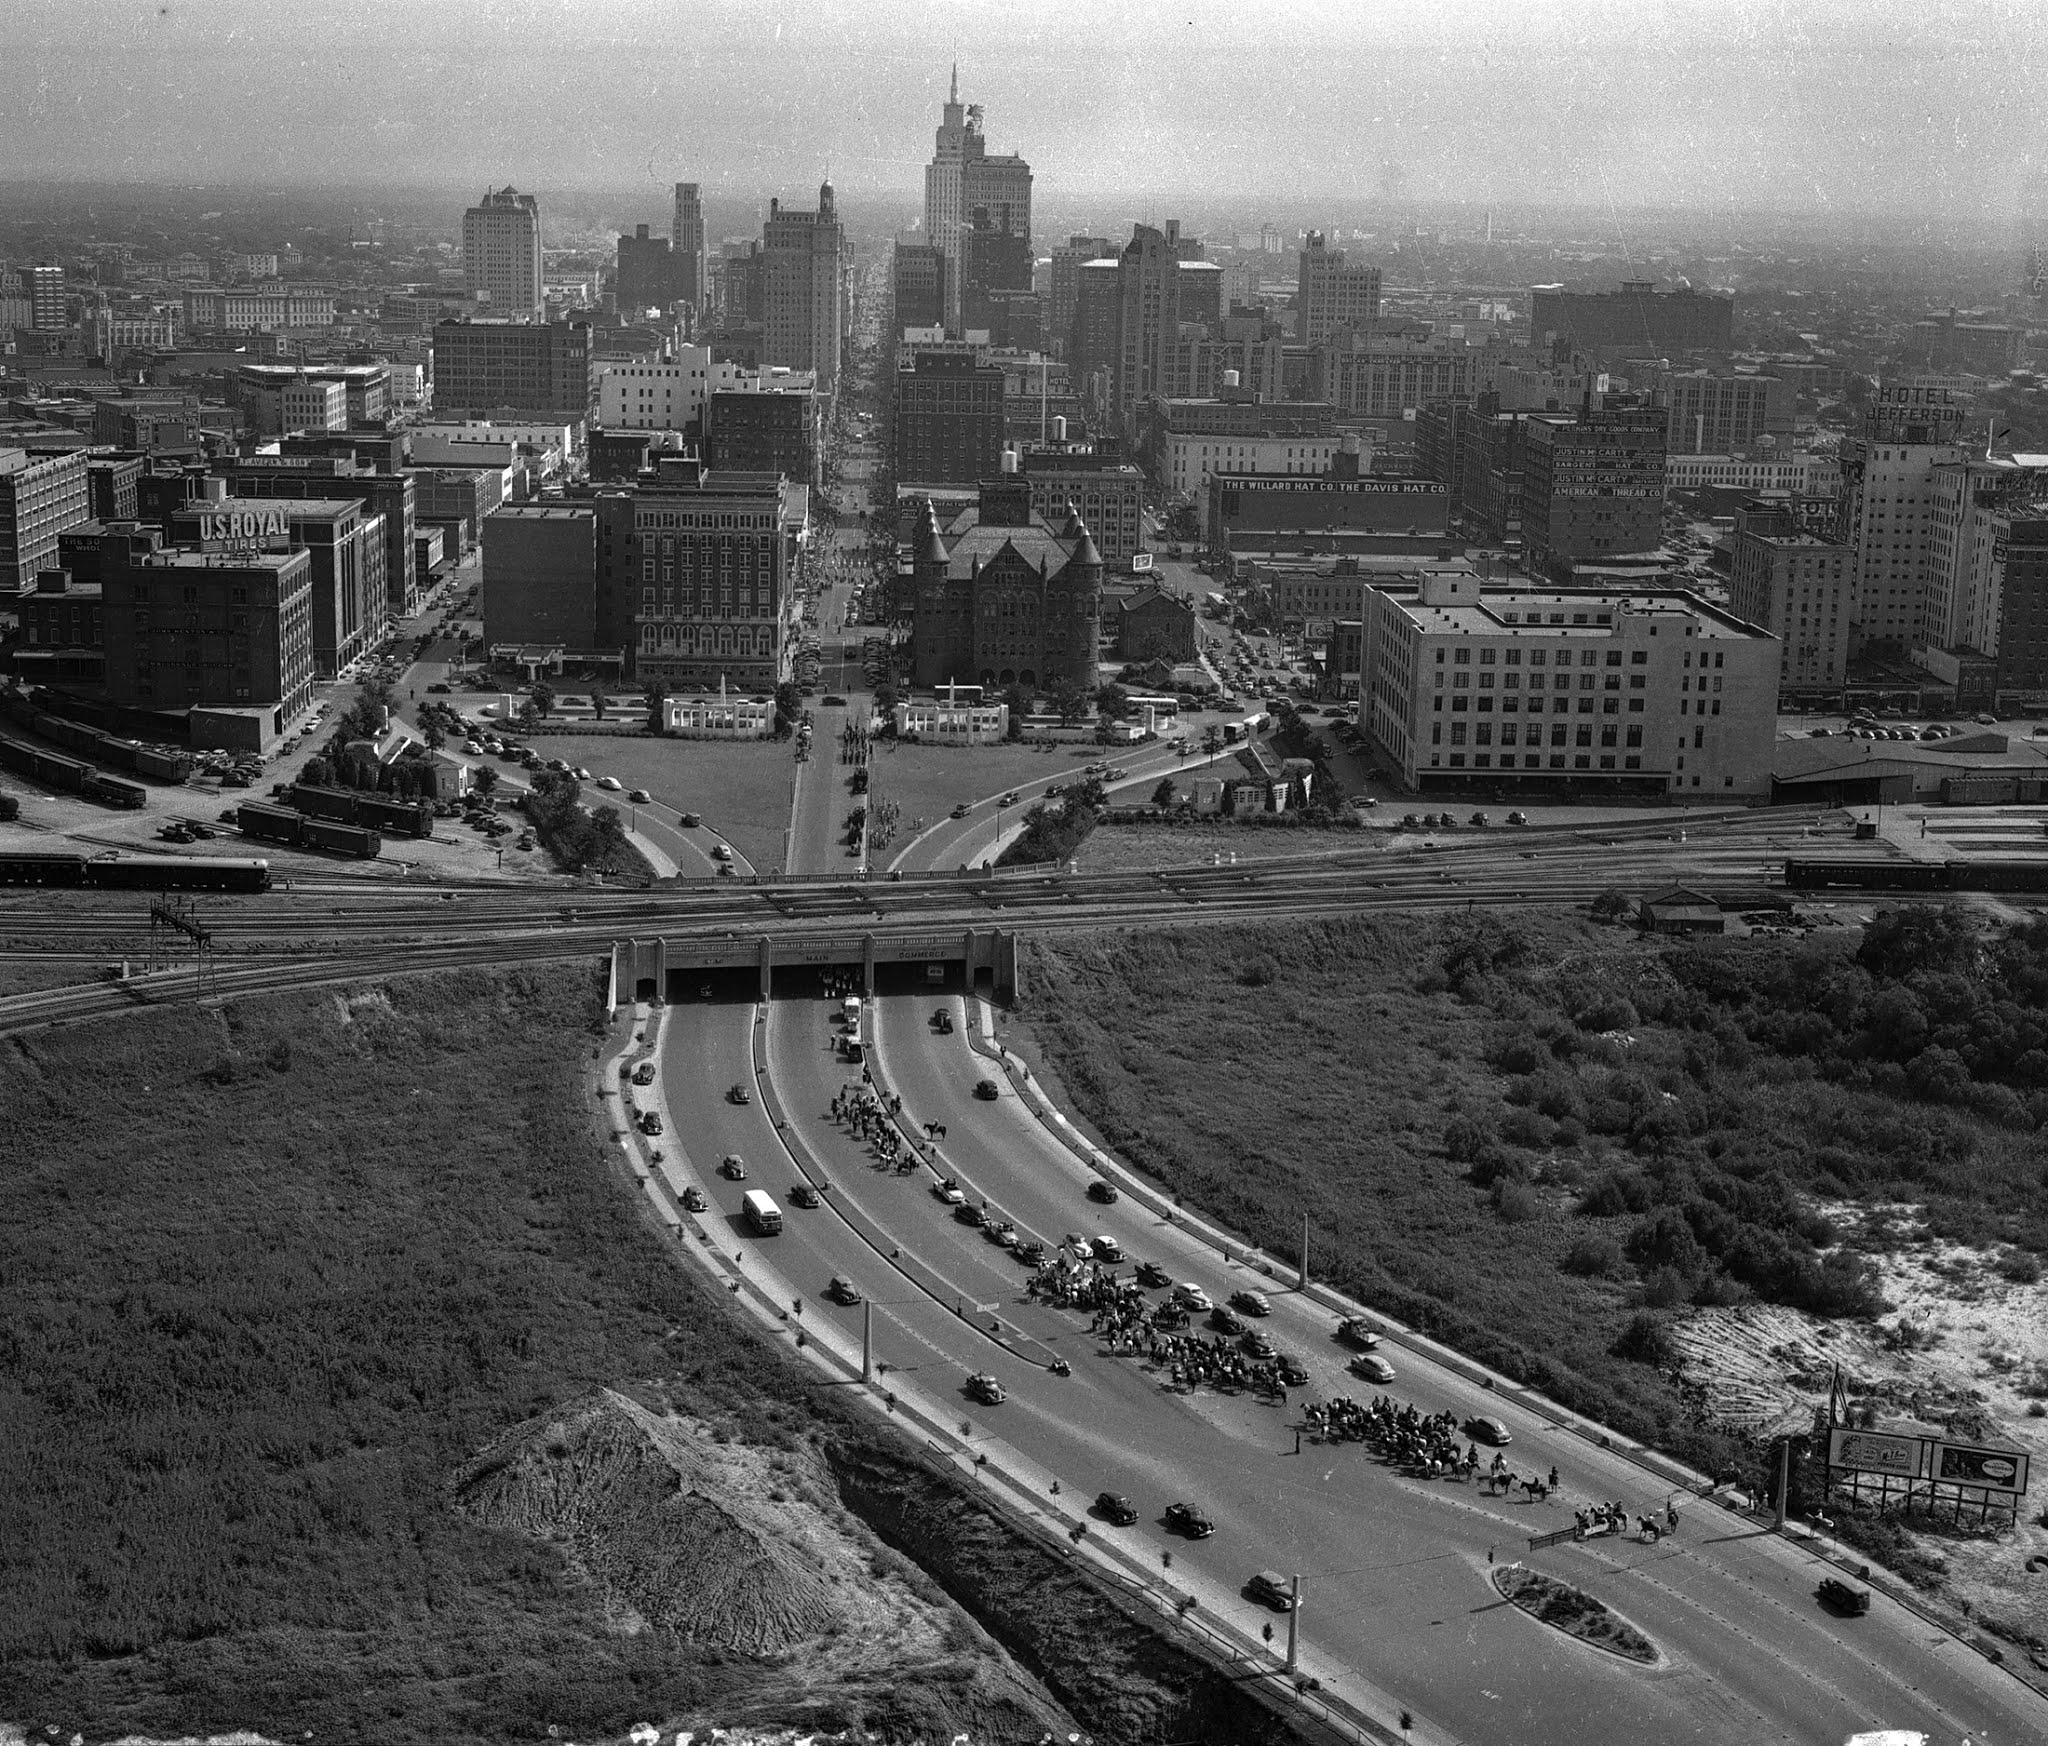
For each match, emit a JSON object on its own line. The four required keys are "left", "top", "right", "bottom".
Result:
{"left": 6, "top": 0, "right": 2045, "bottom": 224}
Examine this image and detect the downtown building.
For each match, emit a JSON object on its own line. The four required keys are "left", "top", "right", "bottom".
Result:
{"left": 1358, "top": 570, "right": 1777, "bottom": 798}
{"left": 0, "top": 446, "right": 92, "bottom": 597}
{"left": 1296, "top": 232, "right": 1382, "bottom": 345}
{"left": 214, "top": 453, "right": 419, "bottom": 619}
{"left": 432, "top": 318, "right": 596, "bottom": 422}
{"left": 1518, "top": 403, "right": 1668, "bottom": 568}
{"left": 922, "top": 68, "right": 1032, "bottom": 331}
{"left": 671, "top": 183, "right": 708, "bottom": 314}
{"left": 907, "top": 468, "right": 1102, "bottom": 691}
{"left": 894, "top": 349, "right": 1007, "bottom": 485}
{"left": 596, "top": 456, "right": 800, "bottom": 691}
{"left": 462, "top": 186, "right": 544, "bottom": 320}
{"left": 1727, "top": 503, "right": 1854, "bottom": 693}
{"left": 1530, "top": 281, "right": 1735, "bottom": 362}
{"left": 762, "top": 184, "right": 846, "bottom": 394}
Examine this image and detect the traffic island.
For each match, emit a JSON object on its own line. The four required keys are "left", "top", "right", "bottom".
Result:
{"left": 1491, "top": 1566, "right": 1659, "bottom": 1665}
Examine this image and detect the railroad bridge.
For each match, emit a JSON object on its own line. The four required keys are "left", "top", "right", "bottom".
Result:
{"left": 608, "top": 928, "right": 1020, "bottom": 1009}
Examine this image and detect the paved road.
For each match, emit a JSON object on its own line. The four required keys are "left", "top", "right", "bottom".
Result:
{"left": 650, "top": 992, "right": 2048, "bottom": 1746}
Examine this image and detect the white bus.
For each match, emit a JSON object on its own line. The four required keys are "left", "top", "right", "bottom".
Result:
{"left": 741, "top": 1190, "right": 783, "bottom": 1235}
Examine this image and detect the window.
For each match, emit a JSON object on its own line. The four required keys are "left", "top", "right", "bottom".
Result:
{"left": 1605, "top": 651, "right": 1622, "bottom": 667}
{"left": 1479, "top": 648, "right": 1496, "bottom": 664}
{"left": 1453, "top": 671, "right": 1470, "bottom": 688}
{"left": 1624, "top": 754, "right": 1641, "bottom": 769}
{"left": 1551, "top": 724, "right": 1567, "bottom": 747}
{"left": 1454, "top": 647, "right": 1470, "bottom": 664}
{"left": 1576, "top": 726, "right": 1592, "bottom": 747}
{"left": 1625, "top": 726, "right": 1642, "bottom": 747}
{"left": 1575, "top": 754, "right": 1591, "bottom": 767}
{"left": 1694, "top": 727, "right": 1705, "bottom": 748}
{"left": 1630, "top": 650, "right": 1647, "bottom": 664}
{"left": 1600, "top": 725, "right": 1617, "bottom": 747}
{"left": 1629, "top": 675, "right": 1645, "bottom": 689}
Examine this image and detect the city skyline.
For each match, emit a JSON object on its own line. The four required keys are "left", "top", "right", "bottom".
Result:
{"left": 6, "top": 0, "right": 2044, "bottom": 230}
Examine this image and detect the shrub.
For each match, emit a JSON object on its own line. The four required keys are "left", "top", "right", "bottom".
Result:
{"left": 1493, "top": 1181, "right": 1540, "bottom": 1223}
{"left": 1562, "top": 1233, "right": 1625, "bottom": 1278}
{"left": 1500, "top": 1108, "right": 1552, "bottom": 1150}
{"left": 1443, "top": 1116, "right": 1496, "bottom": 1164}
{"left": 1612, "top": 1311, "right": 1674, "bottom": 1365}
{"left": 1999, "top": 1251, "right": 2043, "bottom": 1285}
{"left": 1640, "top": 1267, "right": 1690, "bottom": 1308}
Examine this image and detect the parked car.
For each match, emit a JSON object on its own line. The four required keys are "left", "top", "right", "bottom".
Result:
{"left": 1506, "top": 810, "right": 1528, "bottom": 826}
{"left": 681, "top": 1186, "right": 707, "bottom": 1213}
{"left": 639, "top": 1110, "right": 663, "bottom": 1135}
{"left": 596, "top": 776, "right": 623, "bottom": 791}
{"left": 1094, "top": 1491, "right": 1140, "bottom": 1526}
{"left": 628, "top": 788, "right": 652, "bottom": 804}
{"left": 679, "top": 811, "right": 701, "bottom": 827}
{"left": 951, "top": 803, "right": 972, "bottom": 819}
{"left": 632, "top": 1061, "right": 656, "bottom": 1086}
{"left": 1164, "top": 1502, "right": 1215, "bottom": 1538}
{"left": 930, "top": 1008, "right": 955, "bottom": 1033}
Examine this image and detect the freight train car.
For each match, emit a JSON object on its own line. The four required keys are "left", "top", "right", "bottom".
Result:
{"left": 301, "top": 817, "right": 381, "bottom": 858}
{"left": 354, "top": 793, "right": 434, "bottom": 838}
{"left": 83, "top": 772, "right": 147, "bottom": 809}
{"left": 0, "top": 794, "right": 18, "bottom": 823}
{"left": 236, "top": 801, "right": 305, "bottom": 846}
{"left": 289, "top": 784, "right": 359, "bottom": 824}
{"left": 1784, "top": 858, "right": 2048, "bottom": 895}
{"left": 0, "top": 734, "right": 91, "bottom": 794}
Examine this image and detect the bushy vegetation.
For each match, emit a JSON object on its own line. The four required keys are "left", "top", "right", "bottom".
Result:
{"left": 1017, "top": 905, "right": 2048, "bottom": 1492}
{"left": 998, "top": 779, "right": 1106, "bottom": 869}
{"left": 522, "top": 768, "right": 643, "bottom": 877}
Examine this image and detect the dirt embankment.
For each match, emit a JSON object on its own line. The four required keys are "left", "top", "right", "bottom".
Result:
{"left": 827, "top": 1440, "right": 1305, "bottom": 1746}
{"left": 452, "top": 1390, "right": 1078, "bottom": 1743}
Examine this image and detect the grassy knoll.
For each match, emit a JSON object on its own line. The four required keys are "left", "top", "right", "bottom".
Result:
{"left": 1013, "top": 906, "right": 2048, "bottom": 1486}
{"left": 0, "top": 966, "right": 1310, "bottom": 1746}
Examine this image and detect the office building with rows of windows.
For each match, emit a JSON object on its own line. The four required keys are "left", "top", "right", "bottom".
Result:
{"left": 596, "top": 458, "right": 798, "bottom": 692}
{"left": 1359, "top": 570, "right": 1777, "bottom": 798}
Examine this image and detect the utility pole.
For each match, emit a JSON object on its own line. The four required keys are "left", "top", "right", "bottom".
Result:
{"left": 1775, "top": 1439, "right": 1790, "bottom": 1530}
{"left": 1286, "top": 1573, "right": 1302, "bottom": 1670}
{"left": 1299, "top": 1212, "right": 1309, "bottom": 1290}
{"left": 862, "top": 1298, "right": 873, "bottom": 1384}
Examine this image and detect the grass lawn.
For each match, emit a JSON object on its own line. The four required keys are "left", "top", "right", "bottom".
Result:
{"left": 519, "top": 730, "right": 797, "bottom": 873}
{"left": 1075, "top": 818, "right": 1377, "bottom": 875}
{"left": 865, "top": 739, "right": 1089, "bottom": 841}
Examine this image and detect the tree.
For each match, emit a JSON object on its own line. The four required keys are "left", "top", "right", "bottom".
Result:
{"left": 531, "top": 681, "right": 556, "bottom": 720}
{"left": 589, "top": 805, "right": 628, "bottom": 872}
{"left": 589, "top": 684, "right": 610, "bottom": 722}
{"left": 1004, "top": 683, "right": 1028, "bottom": 742}
{"left": 644, "top": 678, "right": 670, "bottom": 735}
{"left": 514, "top": 699, "right": 540, "bottom": 731}
{"left": 420, "top": 717, "right": 446, "bottom": 752}
{"left": 1052, "top": 681, "right": 1090, "bottom": 728}
{"left": 301, "top": 756, "right": 334, "bottom": 789}
{"left": 471, "top": 764, "right": 499, "bottom": 798}
{"left": 1202, "top": 724, "right": 1226, "bottom": 757}
{"left": 774, "top": 681, "right": 802, "bottom": 736}
{"left": 1094, "top": 682, "right": 1132, "bottom": 721}
{"left": 1152, "top": 776, "right": 1177, "bottom": 808}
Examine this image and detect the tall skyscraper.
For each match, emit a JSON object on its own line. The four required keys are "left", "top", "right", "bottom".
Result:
{"left": 461, "top": 187, "right": 544, "bottom": 320}
{"left": 1296, "top": 232, "right": 1381, "bottom": 345}
{"left": 922, "top": 66, "right": 1032, "bottom": 331}
{"left": 1112, "top": 222, "right": 1196, "bottom": 432}
{"left": 671, "top": 182, "right": 707, "bottom": 312}
{"left": 762, "top": 184, "right": 844, "bottom": 392}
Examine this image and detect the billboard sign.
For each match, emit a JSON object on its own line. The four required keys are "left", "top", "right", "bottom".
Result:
{"left": 1865, "top": 381, "right": 1973, "bottom": 444}
{"left": 1829, "top": 1428, "right": 1928, "bottom": 1478}
{"left": 1934, "top": 1442, "right": 2029, "bottom": 1494}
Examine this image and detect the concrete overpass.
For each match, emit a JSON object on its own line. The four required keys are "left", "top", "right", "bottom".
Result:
{"left": 608, "top": 927, "right": 1021, "bottom": 1008}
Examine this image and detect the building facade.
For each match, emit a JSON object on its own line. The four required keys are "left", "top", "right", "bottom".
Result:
{"left": 1017, "top": 445, "right": 1145, "bottom": 568}
{"left": 672, "top": 183, "right": 707, "bottom": 313}
{"left": 462, "top": 186, "right": 544, "bottom": 319}
{"left": 216, "top": 454, "right": 419, "bottom": 618}
{"left": 1359, "top": 571, "right": 1777, "bottom": 797}
{"left": 599, "top": 461, "right": 794, "bottom": 691}
{"left": 1728, "top": 505, "right": 1852, "bottom": 691}
{"left": 100, "top": 531, "right": 316, "bottom": 720}
{"left": 0, "top": 447, "right": 91, "bottom": 596}
{"left": 1519, "top": 407, "right": 1667, "bottom": 566}
{"left": 482, "top": 503, "right": 599, "bottom": 654}
{"left": 894, "top": 350, "right": 1006, "bottom": 483}
{"left": 598, "top": 349, "right": 714, "bottom": 432}
{"left": 1660, "top": 370, "right": 1794, "bottom": 455}
{"left": 1297, "top": 233, "right": 1381, "bottom": 345}
{"left": 762, "top": 185, "right": 845, "bottom": 393}
{"left": 923, "top": 69, "right": 1033, "bottom": 330}
{"left": 1530, "top": 282, "right": 1735, "bottom": 360}
{"left": 909, "top": 474, "right": 1102, "bottom": 690}
{"left": 892, "top": 241, "right": 947, "bottom": 334}
{"left": 1993, "top": 516, "right": 2048, "bottom": 710}
{"left": 432, "top": 318, "right": 594, "bottom": 420}
{"left": 616, "top": 224, "right": 677, "bottom": 316}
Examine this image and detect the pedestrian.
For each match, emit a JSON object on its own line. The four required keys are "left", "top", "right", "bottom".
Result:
{"left": 1487, "top": 1544, "right": 1495, "bottom": 1565}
